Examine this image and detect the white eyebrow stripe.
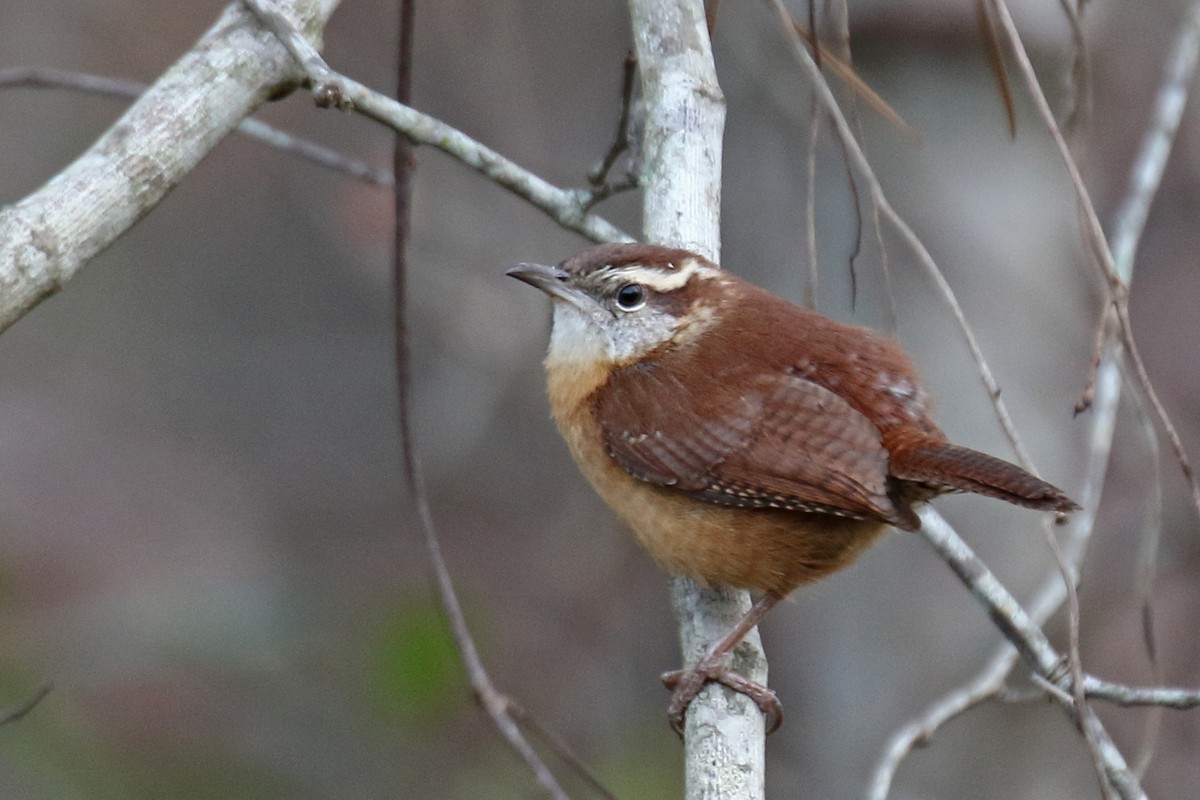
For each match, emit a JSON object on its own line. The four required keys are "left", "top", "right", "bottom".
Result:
{"left": 621, "top": 258, "right": 721, "bottom": 291}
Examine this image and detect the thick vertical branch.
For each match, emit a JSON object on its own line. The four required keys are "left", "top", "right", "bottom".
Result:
{"left": 628, "top": 2, "right": 768, "bottom": 798}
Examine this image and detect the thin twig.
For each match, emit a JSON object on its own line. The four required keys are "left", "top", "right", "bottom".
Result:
{"left": 241, "top": 0, "right": 352, "bottom": 108}
{"left": 0, "top": 683, "right": 52, "bottom": 726}
{"left": 4, "top": 64, "right": 631, "bottom": 245}
{"left": 802, "top": 96, "right": 819, "bottom": 309}
{"left": 871, "top": 357, "right": 1123, "bottom": 798}
{"left": 1109, "top": 2, "right": 1200, "bottom": 281}
{"left": 387, "top": 4, "right": 569, "bottom": 797}
{"left": 1076, "top": 305, "right": 1115, "bottom": 414}
{"left": 874, "top": 6, "right": 1200, "bottom": 793}
{"left": 869, "top": 664, "right": 1005, "bottom": 800}
{"left": 916, "top": 509, "right": 1061, "bottom": 675}
{"left": 975, "top": 0, "right": 1017, "bottom": 137}
{"left": 341, "top": 73, "right": 631, "bottom": 243}
{"left": 1056, "top": 0, "right": 1093, "bottom": 138}
{"left": 0, "top": 0, "right": 346, "bottom": 334}
{"left": 779, "top": 25, "right": 1092, "bottom": 736}
{"left": 1083, "top": 678, "right": 1200, "bottom": 710}
{"left": 789, "top": 17, "right": 915, "bottom": 136}
{"left": 239, "top": 0, "right": 630, "bottom": 243}
{"left": 0, "top": 67, "right": 392, "bottom": 186}
{"left": 581, "top": 52, "right": 643, "bottom": 214}
{"left": 507, "top": 700, "right": 620, "bottom": 800}
{"left": 766, "top": 0, "right": 1037, "bottom": 472}
{"left": 915, "top": 508, "right": 1146, "bottom": 799}
{"left": 828, "top": 0, "right": 900, "bottom": 332}
{"left": 587, "top": 50, "right": 640, "bottom": 196}
{"left": 1115, "top": 300, "right": 1200, "bottom": 518}
{"left": 1121, "top": 358, "right": 1165, "bottom": 777}
{"left": 992, "top": 0, "right": 1200, "bottom": 521}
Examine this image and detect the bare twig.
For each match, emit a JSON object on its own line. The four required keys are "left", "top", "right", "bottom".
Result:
{"left": 586, "top": 50, "right": 641, "bottom": 199}
{"left": 1114, "top": 300, "right": 1200, "bottom": 517}
{"left": 507, "top": 700, "right": 620, "bottom": 800}
{"left": 1122, "top": 358, "right": 1165, "bottom": 776}
{"left": 802, "top": 98, "right": 820, "bottom": 309}
{"left": 789, "top": 17, "right": 914, "bottom": 135}
{"left": 975, "top": 0, "right": 1017, "bottom": 137}
{"left": 0, "top": 66, "right": 147, "bottom": 99}
{"left": 341, "top": 75, "right": 631, "bottom": 243}
{"left": 240, "top": 0, "right": 630, "bottom": 242}
{"left": 0, "top": 683, "right": 52, "bottom": 726}
{"left": 388, "top": 4, "right": 571, "bottom": 797}
{"left": 0, "top": 67, "right": 392, "bottom": 186}
{"left": 993, "top": 0, "right": 1200, "bottom": 521}
{"left": 826, "top": 0, "right": 898, "bottom": 331}
{"left": 874, "top": 6, "right": 1200, "bottom": 794}
{"left": 766, "top": 0, "right": 1036, "bottom": 472}
{"left": 869, "top": 661, "right": 1008, "bottom": 800}
{"left": 1056, "top": 0, "right": 1093, "bottom": 138}
{"left": 241, "top": 0, "right": 351, "bottom": 108}
{"left": 1082, "top": 678, "right": 1200, "bottom": 710}
{"left": 916, "top": 509, "right": 1061, "bottom": 675}
{"left": 915, "top": 508, "right": 1146, "bottom": 800}
{"left": 778, "top": 10, "right": 1096, "bottom": 732}
{"left": 1109, "top": 2, "right": 1200, "bottom": 281}
{"left": 0, "top": 0, "right": 344, "bottom": 333}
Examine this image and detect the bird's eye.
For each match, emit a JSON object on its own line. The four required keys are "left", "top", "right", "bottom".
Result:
{"left": 615, "top": 282, "right": 646, "bottom": 311}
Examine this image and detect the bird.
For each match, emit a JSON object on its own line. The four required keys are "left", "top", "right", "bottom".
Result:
{"left": 507, "top": 242, "right": 1078, "bottom": 733}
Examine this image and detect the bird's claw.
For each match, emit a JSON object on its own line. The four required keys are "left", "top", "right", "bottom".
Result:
{"left": 662, "top": 656, "right": 783, "bottom": 735}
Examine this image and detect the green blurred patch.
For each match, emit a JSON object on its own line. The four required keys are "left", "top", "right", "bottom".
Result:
{"left": 366, "top": 598, "right": 467, "bottom": 723}
{"left": 454, "top": 721, "right": 681, "bottom": 800}
{"left": 594, "top": 727, "right": 682, "bottom": 800}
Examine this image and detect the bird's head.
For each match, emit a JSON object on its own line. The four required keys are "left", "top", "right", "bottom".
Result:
{"left": 507, "top": 243, "right": 730, "bottom": 369}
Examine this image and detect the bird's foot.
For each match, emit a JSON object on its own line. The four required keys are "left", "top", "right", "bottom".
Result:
{"left": 661, "top": 653, "right": 782, "bottom": 735}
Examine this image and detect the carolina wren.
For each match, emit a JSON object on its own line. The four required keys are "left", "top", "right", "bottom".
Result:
{"left": 508, "top": 242, "right": 1077, "bottom": 733}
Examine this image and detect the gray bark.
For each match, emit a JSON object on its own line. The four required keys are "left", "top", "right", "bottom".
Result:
{"left": 629, "top": 1, "right": 769, "bottom": 798}
{"left": 0, "top": 0, "right": 341, "bottom": 333}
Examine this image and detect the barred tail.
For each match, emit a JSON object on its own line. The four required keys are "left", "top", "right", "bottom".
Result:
{"left": 890, "top": 443, "right": 1080, "bottom": 513}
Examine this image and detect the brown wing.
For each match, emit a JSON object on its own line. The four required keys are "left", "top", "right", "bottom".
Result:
{"left": 596, "top": 363, "right": 908, "bottom": 525}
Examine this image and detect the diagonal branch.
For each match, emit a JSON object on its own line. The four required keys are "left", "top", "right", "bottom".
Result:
{"left": 914, "top": 508, "right": 1145, "bottom": 800}
{"left": 765, "top": 0, "right": 1037, "bottom": 473}
{"left": 991, "top": 0, "right": 1200, "bottom": 521}
{"left": 0, "top": 1, "right": 629, "bottom": 337}
{"left": 342, "top": 75, "right": 631, "bottom": 244}
{"left": 0, "top": 0, "right": 342, "bottom": 334}
{"left": 0, "top": 67, "right": 392, "bottom": 186}
{"left": 873, "top": 4, "right": 1200, "bottom": 795}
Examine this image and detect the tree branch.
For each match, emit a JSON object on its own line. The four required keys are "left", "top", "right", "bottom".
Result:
{"left": 0, "top": 0, "right": 341, "bottom": 334}
{"left": 241, "top": 0, "right": 351, "bottom": 108}
{"left": 914, "top": 508, "right": 1145, "bottom": 800}
{"left": 870, "top": 4, "right": 1200, "bottom": 796}
{"left": 629, "top": 1, "right": 767, "bottom": 797}
{"left": 0, "top": 1, "right": 631, "bottom": 340}
{"left": 0, "top": 67, "right": 393, "bottom": 186}
{"left": 765, "top": 0, "right": 1037, "bottom": 473}
{"left": 337, "top": 75, "right": 631, "bottom": 244}
{"left": 991, "top": 0, "right": 1200, "bottom": 520}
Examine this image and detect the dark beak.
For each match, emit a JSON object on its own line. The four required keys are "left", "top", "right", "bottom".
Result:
{"left": 506, "top": 262, "right": 570, "bottom": 291}
{"left": 507, "top": 263, "right": 600, "bottom": 314}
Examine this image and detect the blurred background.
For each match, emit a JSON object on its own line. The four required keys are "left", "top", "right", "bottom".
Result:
{"left": 0, "top": 0, "right": 1197, "bottom": 797}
